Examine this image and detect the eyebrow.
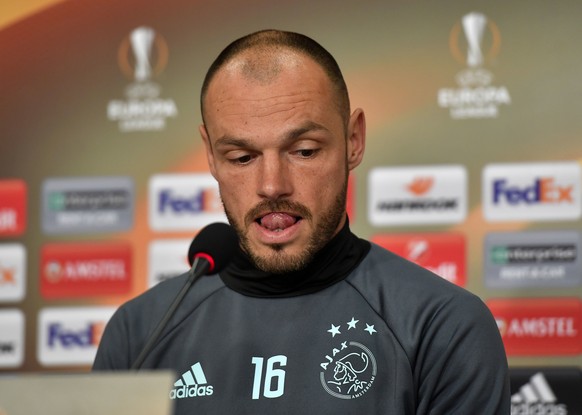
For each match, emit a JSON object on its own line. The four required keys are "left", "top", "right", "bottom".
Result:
{"left": 213, "top": 121, "right": 330, "bottom": 149}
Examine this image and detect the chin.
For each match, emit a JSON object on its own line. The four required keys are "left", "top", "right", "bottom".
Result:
{"left": 251, "top": 245, "right": 312, "bottom": 274}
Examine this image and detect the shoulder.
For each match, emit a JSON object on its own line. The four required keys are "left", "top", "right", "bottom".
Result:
{"left": 347, "top": 242, "right": 477, "bottom": 306}
{"left": 346, "top": 243, "right": 498, "bottom": 353}
{"left": 111, "top": 272, "right": 227, "bottom": 330}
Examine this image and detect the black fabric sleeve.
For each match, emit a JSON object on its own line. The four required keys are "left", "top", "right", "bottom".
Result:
{"left": 414, "top": 293, "right": 510, "bottom": 414}
{"left": 93, "top": 306, "right": 133, "bottom": 370}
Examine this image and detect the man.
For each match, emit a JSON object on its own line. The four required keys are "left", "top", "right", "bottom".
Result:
{"left": 94, "top": 30, "right": 510, "bottom": 414}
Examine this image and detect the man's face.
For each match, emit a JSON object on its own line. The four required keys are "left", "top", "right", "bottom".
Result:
{"left": 200, "top": 51, "right": 365, "bottom": 273}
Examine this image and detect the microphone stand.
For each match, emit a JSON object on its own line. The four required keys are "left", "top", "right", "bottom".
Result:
{"left": 131, "top": 257, "right": 210, "bottom": 370}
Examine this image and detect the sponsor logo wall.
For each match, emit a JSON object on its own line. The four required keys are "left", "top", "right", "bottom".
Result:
{"left": 0, "top": 1, "right": 581, "bottom": 395}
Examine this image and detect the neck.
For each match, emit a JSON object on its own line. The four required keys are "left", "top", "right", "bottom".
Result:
{"left": 219, "top": 218, "right": 370, "bottom": 297}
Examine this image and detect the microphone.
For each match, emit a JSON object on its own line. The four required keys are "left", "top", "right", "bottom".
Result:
{"left": 131, "top": 222, "right": 238, "bottom": 370}
{"left": 187, "top": 221, "right": 238, "bottom": 276}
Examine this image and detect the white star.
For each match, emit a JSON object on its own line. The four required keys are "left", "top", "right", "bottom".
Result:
{"left": 347, "top": 317, "right": 359, "bottom": 330}
{"left": 364, "top": 324, "right": 377, "bottom": 335}
{"left": 327, "top": 324, "right": 341, "bottom": 337}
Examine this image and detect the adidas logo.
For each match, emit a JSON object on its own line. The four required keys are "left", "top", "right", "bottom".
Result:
{"left": 169, "top": 362, "right": 214, "bottom": 400}
{"left": 511, "top": 372, "right": 567, "bottom": 415}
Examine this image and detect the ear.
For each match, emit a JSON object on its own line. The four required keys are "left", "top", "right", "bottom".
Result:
{"left": 199, "top": 124, "right": 217, "bottom": 178}
{"left": 346, "top": 108, "right": 366, "bottom": 171}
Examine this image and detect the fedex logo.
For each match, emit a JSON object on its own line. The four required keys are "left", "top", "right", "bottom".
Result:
{"left": 38, "top": 307, "right": 115, "bottom": 366}
{"left": 158, "top": 188, "right": 219, "bottom": 213}
{"left": 149, "top": 174, "right": 227, "bottom": 231}
{"left": 493, "top": 178, "right": 573, "bottom": 205}
{"left": 48, "top": 322, "right": 103, "bottom": 348}
{"left": 483, "top": 162, "right": 581, "bottom": 222}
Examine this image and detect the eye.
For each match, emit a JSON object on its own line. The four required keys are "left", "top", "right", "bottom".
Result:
{"left": 295, "top": 148, "right": 318, "bottom": 158}
{"left": 234, "top": 154, "right": 253, "bottom": 164}
{"left": 225, "top": 151, "right": 255, "bottom": 165}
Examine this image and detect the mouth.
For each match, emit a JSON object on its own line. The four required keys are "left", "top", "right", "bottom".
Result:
{"left": 255, "top": 212, "right": 302, "bottom": 233}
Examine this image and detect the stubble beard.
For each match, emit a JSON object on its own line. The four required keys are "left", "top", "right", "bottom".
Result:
{"left": 222, "top": 176, "right": 348, "bottom": 274}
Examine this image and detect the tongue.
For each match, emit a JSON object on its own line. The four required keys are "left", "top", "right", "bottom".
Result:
{"left": 260, "top": 213, "right": 298, "bottom": 231}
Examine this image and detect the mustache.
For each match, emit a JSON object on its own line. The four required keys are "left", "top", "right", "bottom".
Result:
{"left": 244, "top": 199, "right": 312, "bottom": 225}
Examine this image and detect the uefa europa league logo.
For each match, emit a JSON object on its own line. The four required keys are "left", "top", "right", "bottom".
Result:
{"left": 449, "top": 11, "right": 501, "bottom": 69}
{"left": 130, "top": 26, "right": 155, "bottom": 82}
{"left": 109, "top": 26, "right": 177, "bottom": 131}
{"left": 117, "top": 26, "right": 168, "bottom": 83}
{"left": 462, "top": 12, "right": 487, "bottom": 68}
{"left": 439, "top": 11, "right": 510, "bottom": 119}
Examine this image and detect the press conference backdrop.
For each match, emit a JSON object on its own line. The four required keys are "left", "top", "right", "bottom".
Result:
{"left": 1, "top": 0, "right": 581, "bottom": 410}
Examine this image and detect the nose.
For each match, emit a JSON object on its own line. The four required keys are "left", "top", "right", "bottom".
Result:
{"left": 257, "top": 153, "right": 293, "bottom": 200}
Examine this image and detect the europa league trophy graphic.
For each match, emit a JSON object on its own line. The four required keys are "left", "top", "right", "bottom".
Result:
{"left": 462, "top": 12, "right": 487, "bottom": 68}
{"left": 455, "top": 12, "right": 491, "bottom": 88}
{"left": 130, "top": 26, "right": 155, "bottom": 83}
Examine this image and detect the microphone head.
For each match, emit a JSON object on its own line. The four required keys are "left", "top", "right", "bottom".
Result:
{"left": 187, "top": 222, "right": 239, "bottom": 274}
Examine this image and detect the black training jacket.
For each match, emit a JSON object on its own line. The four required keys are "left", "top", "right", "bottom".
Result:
{"left": 93, "top": 225, "right": 510, "bottom": 414}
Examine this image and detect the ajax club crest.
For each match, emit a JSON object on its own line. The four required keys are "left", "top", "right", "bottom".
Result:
{"left": 319, "top": 318, "right": 377, "bottom": 399}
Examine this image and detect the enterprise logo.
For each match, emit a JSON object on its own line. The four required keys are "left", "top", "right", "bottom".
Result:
{"left": 368, "top": 165, "right": 467, "bottom": 226}
{"left": 149, "top": 174, "right": 227, "bottom": 231}
{"left": 48, "top": 190, "right": 128, "bottom": 211}
{"left": 483, "top": 162, "right": 581, "bottom": 222}
{"left": 485, "top": 231, "right": 581, "bottom": 289}
{"left": 37, "top": 307, "right": 115, "bottom": 366}
{"left": 42, "top": 177, "right": 134, "bottom": 234}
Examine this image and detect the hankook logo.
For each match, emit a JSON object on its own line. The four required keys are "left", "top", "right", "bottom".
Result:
{"left": 368, "top": 165, "right": 467, "bottom": 226}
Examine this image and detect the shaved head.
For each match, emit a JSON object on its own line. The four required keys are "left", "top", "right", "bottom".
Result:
{"left": 200, "top": 29, "right": 350, "bottom": 130}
